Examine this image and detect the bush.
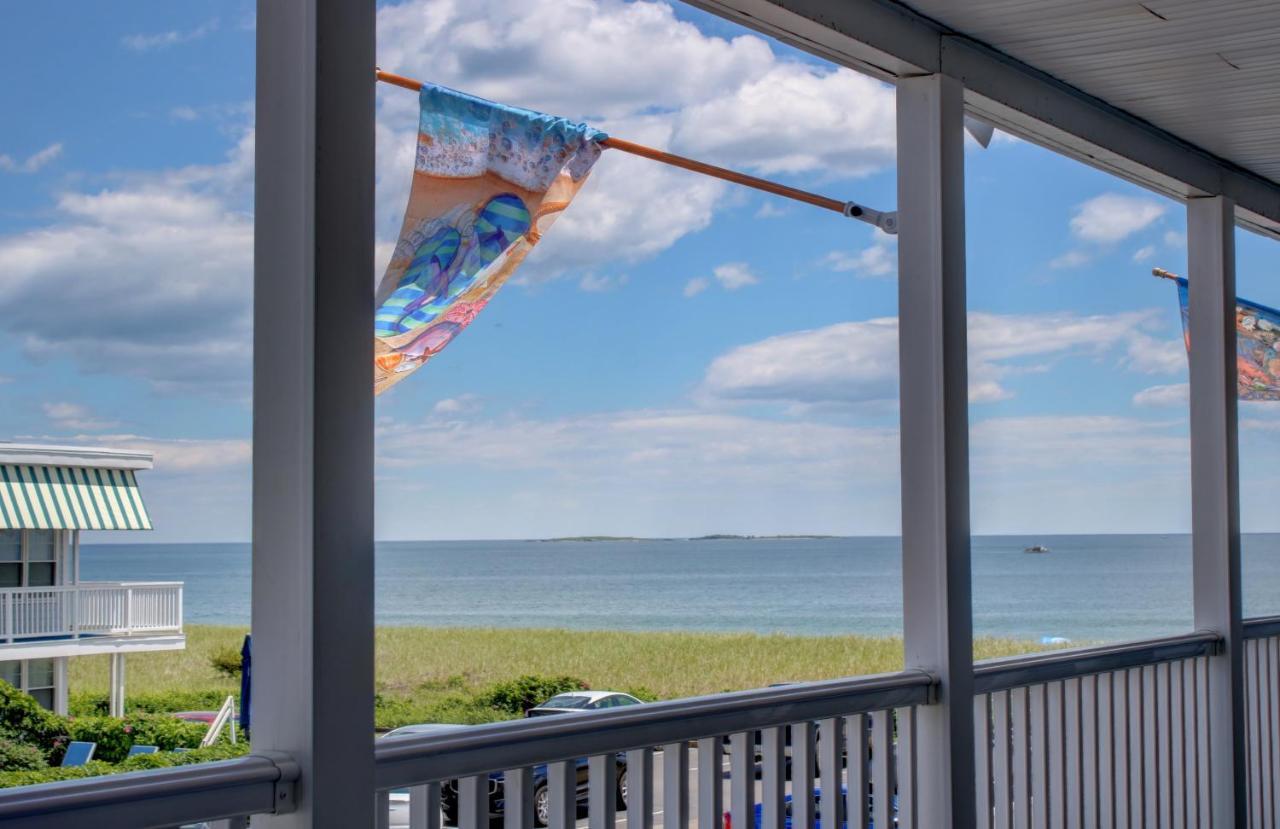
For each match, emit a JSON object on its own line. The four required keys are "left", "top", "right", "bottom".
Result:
{"left": 0, "top": 738, "right": 47, "bottom": 772}
{"left": 478, "top": 675, "right": 589, "bottom": 715}
{"left": 0, "top": 682, "right": 67, "bottom": 758}
{"left": 66, "top": 714, "right": 208, "bottom": 763}
{"left": 209, "top": 647, "right": 243, "bottom": 679}
{"left": 0, "top": 742, "right": 252, "bottom": 789}
{"left": 69, "top": 689, "right": 235, "bottom": 717}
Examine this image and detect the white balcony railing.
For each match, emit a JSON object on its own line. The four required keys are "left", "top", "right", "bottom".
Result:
{"left": 0, "top": 582, "right": 183, "bottom": 642}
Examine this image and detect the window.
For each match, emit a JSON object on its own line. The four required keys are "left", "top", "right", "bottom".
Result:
{"left": 24, "top": 659, "right": 55, "bottom": 710}
{"left": 0, "top": 531, "right": 60, "bottom": 588}
{"left": 0, "top": 662, "right": 18, "bottom": 689}
{"left": 0, "top": 531, "right": 19, "bottom": 589}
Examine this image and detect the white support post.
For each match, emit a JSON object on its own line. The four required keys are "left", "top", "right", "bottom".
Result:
{"left": 252, "top": 0, "right": 376, "bottom": 826}
{"left": 1186, "top": 195, "right": 1247, "bottom": 826}
{"left": 895, "top": 73, "right": 975, "bottom": 829}
{"left": 53, "top": 657, "right": 68, "bottom": 716}
{"left": 108, "top": 652, "right": 126, "bottom": 717}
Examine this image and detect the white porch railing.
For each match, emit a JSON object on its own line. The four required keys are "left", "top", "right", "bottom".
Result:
{"left": 1244, "top": 616, "right": 1280, "bottom": 829}
{"left": 0, "top": 582, "right": 183, "bottom": 642}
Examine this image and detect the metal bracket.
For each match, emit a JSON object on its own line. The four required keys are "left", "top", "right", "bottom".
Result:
{"left": 842, "top": 201, "right": 899, "bottom": 235}
{"left": 259, "top": 750, "right": 301, "bottom": 815}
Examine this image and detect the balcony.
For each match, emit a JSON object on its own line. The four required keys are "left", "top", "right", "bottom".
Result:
{"left": 0, "top": 582, "right": 183, "bottom": 644}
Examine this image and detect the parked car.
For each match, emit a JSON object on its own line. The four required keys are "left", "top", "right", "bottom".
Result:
{"left": 525, "top": 691, "right": 643, "bottom": 717}
{"left": 725, "top": 786, "right": 897, "bottom": 829}
{"left": 380, "top": 723, "right": 628, "bottom": 827}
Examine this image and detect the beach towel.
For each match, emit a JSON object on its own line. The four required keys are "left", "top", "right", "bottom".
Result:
{"left": 374, "top": 83, "right": 606, "bottom": 394}
{"left": 1174, "top": 276, "right": 1280, "bottom": 400}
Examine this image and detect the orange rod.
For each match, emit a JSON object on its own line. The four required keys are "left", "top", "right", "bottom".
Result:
{"left": 375, "top": 69, "right": 849, "bottom": 216}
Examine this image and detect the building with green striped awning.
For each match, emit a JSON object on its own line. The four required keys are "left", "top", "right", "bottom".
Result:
{"left": 0, "top": 463, "right": 152, "bottom": 530}
{"left": 0, "top": 445, "right": 153, "bottom": 531}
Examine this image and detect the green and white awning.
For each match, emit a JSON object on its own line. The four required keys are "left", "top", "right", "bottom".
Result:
{"left": 0, "top": 465, "right": 152, "bottom": 530}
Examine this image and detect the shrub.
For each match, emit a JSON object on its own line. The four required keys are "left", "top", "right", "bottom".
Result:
{"left": 69, "top": 689, "right": 235, "bottom": 717}
{"left": 0, "top": 682, "right": 67, "bottom": 761}
{"left": 0, "top": 738, "right": 47, "bottom": 772}
{"left": 209, "top": 647, "right": 243, "bottom": 679}
{"left": 66, "top": 714, "right": 207, "bottom": 763}
{"left": 479, "top": 675, "right": 589, "bottom": 715}
{"left": 0, "top": 742, "right": 252, "bottom": 789}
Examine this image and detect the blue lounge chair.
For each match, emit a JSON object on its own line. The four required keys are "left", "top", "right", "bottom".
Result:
{"left": 127, "top": 745, "right": 159, "bottom": 757}
{"left": 61, "top": 741, "right": 96, "bottom": 766}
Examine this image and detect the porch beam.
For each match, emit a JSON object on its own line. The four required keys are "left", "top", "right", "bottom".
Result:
{"left": 1187, "top": 195, "right": 1247, "bottom": 826}
{"left": 252, "top": 0, "right": 376, "bottom": 825}
{"left": 895, "top": 73, "right": 975, "bottom": 829}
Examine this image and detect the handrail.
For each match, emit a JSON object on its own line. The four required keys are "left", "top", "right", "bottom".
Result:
{"left": 973, "top": 630, "right": 1221, "bottom": 694}
{"left": 1244, "top": 614, "right": 1280, "bottom": 640}
{"left": 0, "top": 753, "right": 298, "bottom": 827}
{"left": 375, "top": 668, "right": 933, "bottom": 790}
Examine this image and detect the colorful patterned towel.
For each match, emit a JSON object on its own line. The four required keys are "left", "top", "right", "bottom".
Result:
{"left": 1174, "top": 276, "right": 1280, "bottom": 400}
{"left": 374, "top": 83, "right": 606, "bottom": 394}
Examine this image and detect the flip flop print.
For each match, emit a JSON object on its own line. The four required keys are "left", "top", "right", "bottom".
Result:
{"left": 393, "top": 193, "right": 531, "bottom": 334}
{"left": 375, "top": 226, "right": 462, "bottom": 338}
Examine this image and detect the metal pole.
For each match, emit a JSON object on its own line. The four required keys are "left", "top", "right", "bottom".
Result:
{"left": 1187, "top": 195, "right": 1246, "bottom": 826}
{"left": 253, "top": 0, "right": 376, "bottom": 825}
{"left": 895, "top": 73, "right": 975, "bottom": 829}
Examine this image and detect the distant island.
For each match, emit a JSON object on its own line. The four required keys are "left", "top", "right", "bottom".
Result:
{"left": 535, "top": 534, "right": 841, "bottom": 542}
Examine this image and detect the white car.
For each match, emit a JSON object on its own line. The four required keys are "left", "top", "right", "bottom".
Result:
{"left": 526, "top": 691, "right": 644, "bottom": 717}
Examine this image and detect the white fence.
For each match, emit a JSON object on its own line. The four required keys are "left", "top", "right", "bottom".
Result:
{"left": 0, "top": 582, "right": 183, "bottom": 641}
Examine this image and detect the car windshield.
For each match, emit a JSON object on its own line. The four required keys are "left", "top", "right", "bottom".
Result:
{"left": 542, "top": 694, "right": 594, "bottom": 709}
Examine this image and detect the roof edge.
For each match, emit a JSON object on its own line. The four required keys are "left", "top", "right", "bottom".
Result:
{"left": 0, "top": 443, "right": 154, "bottom": 471}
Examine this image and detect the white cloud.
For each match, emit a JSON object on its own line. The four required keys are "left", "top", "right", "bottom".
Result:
{"left": 1124, "top": 332, "right": 1187, "bottom": 375}
{"left": 578, "top": 273, "right": 629, "bottom": 292}
{"left": 683, "top": 277, "right": 709, "bottom": 298}
{"left": 1069, "top": 193, "right": 1167, "bottom": 243}
{"left": 0, "top": 132, "right": 254, "bottom": 395}
{"left": 712, "top": 262, "right": 761, "bottom": 290}
{"left": 1132, "top": 383, "right": 1189, "bottom": 408}
{"left": 823, "top": 229, "right": 896, "bottom": 278}
{"left": 701, "top": 309, "right": 1182, "bottom": 408}
{"left": 122, "top": 20, "right": 218, "bottom": 51}
{"left": 1163, "top": 230, "right": 1185, "bottom": 248}
{"left": 1132, "top": 245, "right": 1156, "bottom": 263}
{"left": 433, "top": 394, "right": 482, "bottom": 415}
{"left": 755, "top": 203, "right": 787, "bottom": 219}
{"left": 1049, "top": 249, "right": 1091, "bottom": 269}
{"left": 0, "top": 143, "right": 63, "bottom": 174}
{"left": 41, "top": 402, "right": 118, "bottom": 431}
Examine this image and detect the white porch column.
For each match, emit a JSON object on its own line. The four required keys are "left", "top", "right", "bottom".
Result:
{"left": 108, "top": 652, "right": 126, "bottom": 717}
{"left": 1187, "top": 195, "right": 1247, "bottom": 826}
{"left": 252, "top": 0, "right": 376, "bottom": 826}
{"left": 895, "top": 73, "right": 975, "bottom": 829}
{"left": 53, "top": 657, "right": 68, "bottom": 716}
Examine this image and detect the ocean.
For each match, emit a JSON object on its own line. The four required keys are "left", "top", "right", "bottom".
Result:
{"left": 80, "top": 534, "right": 1280, "bottom": 643}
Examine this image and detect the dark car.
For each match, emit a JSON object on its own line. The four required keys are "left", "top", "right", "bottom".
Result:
{"left": 381, "top": 723, "right": 628, "bottom": 828}
{"left": 525, "top": 691, "right": 643, "bottom": 717}
{"left": 726, "top": 786, "right": 898, "bottom": 829}
{"left": 439, "top": 755, "right": 628, "bottom": 827}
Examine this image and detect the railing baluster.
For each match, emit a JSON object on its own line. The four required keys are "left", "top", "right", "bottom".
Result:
{"left": 410, "top": 782, "right": 441, "bottom": 829}
{"left": 895, "top": 707, "right": 916, "bottom": 829}
{"left": 1098, "top": 674, "right": 1114, "bottom": 829}
{"left": 729, "top": 732, "right": 754, "bottom": 829}
{"left": 869, "top": 710, "right": 891, "bottom": 829}
{"left": 1269, "top": 638, "right": 1280, "bottom": 828}
{"left": 547, "top": 761, "right": 576, "bottom": 829}
{"left": 793, "top": 721, "right": 816, "bottom": 829}
{"left": 975, "top": 694, "right": 992, "bottom": 829}
{"left": 588, "top": 754, "right": 617, "bottom": 829}
{"left": 696, "top": 737, "right": 723, "bottom": 829}
{"left": 845, "top": 715, "right": 869, "bottom": 829}
{"left": 376, "top": 789, "right": 391, "bottom": 829}
{"left": 1009, "top": 687, "right": 1029, "bottom": 829}
{"left": 662, "top": 742, "right": 689, "bottom": 829}
{"left": 1045, "top": 683, "right": 1063, "bottom": 828}
{"left": 1065, "top": 678, "right": 1081, "bottom": 829}
{"left": 1170, "top": 663, "right": 1185, "bottom": 829}
{"left": 505, "top": 768, "right": 533, "bottom": 829}
{"left": 992, "top": 689, "right": 1011, "bottom": 829}
{"left": 1029, "top": 684, "right": 1048, "bottom": 829}
{"left": 761, "top": 727, "right": 786, "bottom": 829}
{"left": 625, "top": 747, "right": 653, "bottom": 829}
{"left": 1141, "top": 666, "right": 1158, "bottom": 828}
{"left": 818, "top": 718, "right": 844, "bottom": 829}
{"left": 1083, "top": 675, "right": 1099, "bottom": 829}
{"left": 1128, "top": 668, "right": 1144, "bottom": 829}
{"left": 459, "top": 774, "right": 491, "bottom": 829}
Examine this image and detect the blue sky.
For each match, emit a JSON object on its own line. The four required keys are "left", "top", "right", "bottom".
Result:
{"left": 1, "top": 0, "right": 1278, "bottom": 543}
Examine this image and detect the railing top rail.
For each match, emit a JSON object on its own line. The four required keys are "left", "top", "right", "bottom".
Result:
{"left": 973, "top": 630, "right": 1221, "bottom": 694}
{"left": 375, "top": 668, "right": 933, "bottom": 791}
{"left": 77, "top": 581, "right": 185, "bottom": 588}
{"left": 0, "top": 582, "right": 184, "bottom": 594}
{"left": 1244, "top": 614, "right": 1280, "bottom": 640}
{"left": 0, "top": 753, "right": 297, "bottom": 827}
